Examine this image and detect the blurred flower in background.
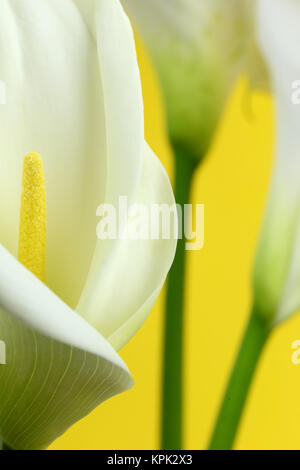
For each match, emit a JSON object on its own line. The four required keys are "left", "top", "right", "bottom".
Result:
{"left": 210, "top": 0, "right": 300, "bottom": 450}
{"left": 122, "top": 0, "right": 268, "bottom": 160}
{"left": 253, "top": 0, "right": 300, "bottom": 325}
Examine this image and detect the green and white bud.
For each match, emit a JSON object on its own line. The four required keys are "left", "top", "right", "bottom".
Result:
{"left": 253, "top": 0, "right": 300, "bottom": 324}
{"left": 122, "top": 0, "right": 268, "bottom": 160}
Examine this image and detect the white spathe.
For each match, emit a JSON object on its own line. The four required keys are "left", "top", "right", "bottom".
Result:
{"left": 122, "top": 0, "right": 268, "bottom": 158}
{"left": 0, "top": 0, "right": 176, "bottom": 450}
{"left": 253, "top": 0, "right": 300, "bottom": 323}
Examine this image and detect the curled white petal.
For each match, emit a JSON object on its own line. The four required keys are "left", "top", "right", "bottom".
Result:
{"left": 78, "top": 143, "right": 177, "bottom": 350}
{"left": 0, "top": 243, "right": 132, "bottom": 450}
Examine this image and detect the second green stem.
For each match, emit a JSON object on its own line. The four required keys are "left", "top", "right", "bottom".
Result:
{"left": 209, "top": 308, "right": 271, "bottom": 450}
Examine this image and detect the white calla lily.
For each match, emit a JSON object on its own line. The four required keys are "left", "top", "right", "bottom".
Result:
{"left": 209, "top": 2, "right": 300, "bottom": 449}
{"left": 122, "top": 0, "right": 267, "bottom": 159}
{"left": 0, "top": 0, "right": 176, "bottom": 450}
{"left": 253, "top": 0, "right": 300, "bottom": 324}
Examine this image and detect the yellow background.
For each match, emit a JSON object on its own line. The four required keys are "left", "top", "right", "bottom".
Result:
{"left": 51, "top": 37, "right": 300, "bottom": 451}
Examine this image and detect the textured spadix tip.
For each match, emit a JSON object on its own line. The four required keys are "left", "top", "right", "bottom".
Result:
{"left": 18, "top": 152, "right": 46, "bottom": 282}
{"left": 24, "top": 151, "right": 43, "bottom": 167}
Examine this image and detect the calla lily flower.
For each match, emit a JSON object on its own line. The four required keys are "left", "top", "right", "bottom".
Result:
{"left": 122, "top": 0, "right": 267, "bottom": 160}
{"left": 209, "top": 0, "right": 300, "bottom": 450}
{"left": 0, "top": 0, "right": 176, "bottom": 450}
{"left": 253, "top": 0, "right": 300, "bottom": 324}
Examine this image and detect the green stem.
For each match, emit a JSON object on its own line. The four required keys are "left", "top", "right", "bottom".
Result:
{"left": 209, "top": 308, "right": 271, "bottom": 450}
{"left": 161, "top": 144, "right": 198, "bottom": 450}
